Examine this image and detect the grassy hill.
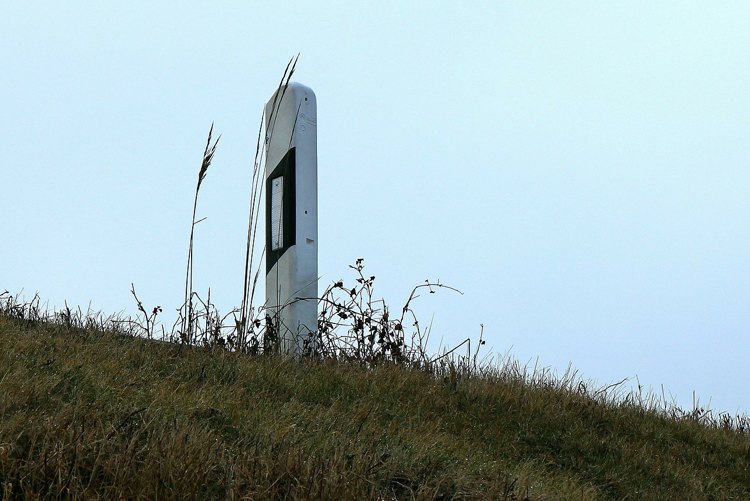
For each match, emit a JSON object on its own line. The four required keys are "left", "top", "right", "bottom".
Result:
{"left": 1, "top": 304, "right": 749, "bottom": 499}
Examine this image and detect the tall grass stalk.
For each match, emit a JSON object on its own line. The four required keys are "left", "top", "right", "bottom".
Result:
{"left": 180, "top": 124, "right": 220, "bottom": 343}
{"left": 238, "top": 55, "right": 298, "bottom": 350}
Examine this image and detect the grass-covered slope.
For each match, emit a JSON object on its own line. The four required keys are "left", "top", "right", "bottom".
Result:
{"left": 1, "top": 311, "right": 749, "bottom": 500}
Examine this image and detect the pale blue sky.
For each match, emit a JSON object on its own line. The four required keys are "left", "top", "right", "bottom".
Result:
{"left": 2, "top": 2, "right": 749, "bottom": 414}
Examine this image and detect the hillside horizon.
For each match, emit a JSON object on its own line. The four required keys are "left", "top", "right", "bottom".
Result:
{"left": 2, "top": 292, "right": 749, "bottom": 499}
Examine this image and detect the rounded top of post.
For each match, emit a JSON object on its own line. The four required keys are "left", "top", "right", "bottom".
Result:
{"left": 265, "top": 82, "right": 317, "bottom": 155}
{"left": 286, "top": 81, "right": 315, "bottom": 96}
{"left": 267, "top": 82, "right": 316, "bottom": 109}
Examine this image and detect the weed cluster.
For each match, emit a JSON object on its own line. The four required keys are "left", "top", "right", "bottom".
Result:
{"left": 315, "top": 258, "right": 463, "bottom": 365}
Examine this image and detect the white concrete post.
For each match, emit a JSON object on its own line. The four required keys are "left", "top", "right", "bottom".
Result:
{"left": 264, "top": 82, "right": 318, "bottom": 355}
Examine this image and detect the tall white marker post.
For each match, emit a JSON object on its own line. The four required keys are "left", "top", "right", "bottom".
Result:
{"left": 264, "top": 82, "right": 318, "bottom": 356}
